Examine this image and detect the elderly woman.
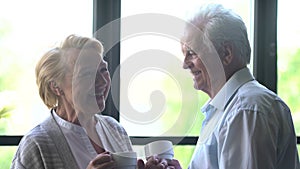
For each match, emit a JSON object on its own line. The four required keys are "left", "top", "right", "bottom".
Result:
{"left": 11, "top": 35, "right": 133, "bottom": 169}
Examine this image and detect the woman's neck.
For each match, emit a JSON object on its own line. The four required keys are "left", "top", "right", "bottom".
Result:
{"left": 55, "top": 105, "right": 81, "bottom": 125}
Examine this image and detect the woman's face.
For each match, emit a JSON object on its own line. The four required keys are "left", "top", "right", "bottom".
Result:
{"left": 61, "top": 48, "right": 111, "bottom": 116}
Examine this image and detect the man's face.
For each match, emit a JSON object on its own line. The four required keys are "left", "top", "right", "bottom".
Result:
{"left": 181, "top": 28, "right": 226, "bottom": 98}
{"left": 182, "top": 43, "right": 211, "bottom": 95}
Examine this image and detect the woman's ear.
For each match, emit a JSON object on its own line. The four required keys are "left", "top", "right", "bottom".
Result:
{"left": 49, "top": 81, "right": 64, "bottom": 96}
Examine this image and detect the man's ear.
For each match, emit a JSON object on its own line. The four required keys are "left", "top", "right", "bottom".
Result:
{"left": 222, "top": 43, "right": 233, "bottom": 65}
{"left": 49, "top": 81, "right": 64, "bottom": 96}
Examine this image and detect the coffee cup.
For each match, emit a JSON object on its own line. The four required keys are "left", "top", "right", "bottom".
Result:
{"left": 144, "top": 140, "right": 174, "bottom": 160}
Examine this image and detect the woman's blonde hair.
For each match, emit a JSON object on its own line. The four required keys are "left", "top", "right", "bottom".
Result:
{"left": 35, "top": 34, "right": 104, "bottom": 109}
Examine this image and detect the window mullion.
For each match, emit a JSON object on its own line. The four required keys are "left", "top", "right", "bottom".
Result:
{"left": 253, "top": 0, "right": 278, "bottom": 93}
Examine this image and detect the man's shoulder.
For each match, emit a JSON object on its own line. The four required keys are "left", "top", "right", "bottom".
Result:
{"left": 239, "top": 80, "right": 277, "bottom": 99}
{"left": 235, "top": 80, "right": 288, "bottom": 111}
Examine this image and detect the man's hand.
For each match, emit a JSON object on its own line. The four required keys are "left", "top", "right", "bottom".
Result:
{"left": 137, "top": 156, "right": 182, "bottom": 169}
{"left": 167, "top": 159, "right": 182, "bottom": 169}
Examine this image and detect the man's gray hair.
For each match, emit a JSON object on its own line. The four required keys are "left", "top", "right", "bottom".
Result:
{"left": 183, "top": 4, "right": 251, "bottom": 65}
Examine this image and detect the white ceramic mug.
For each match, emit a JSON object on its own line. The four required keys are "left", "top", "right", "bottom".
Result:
{"left": 144, "top": 140, "right": 174, "bottom": 160}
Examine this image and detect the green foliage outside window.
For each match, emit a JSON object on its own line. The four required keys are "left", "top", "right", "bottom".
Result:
{"left": 0, "top": 18, "right": 18, "bottom": 169}
{"left": 278, "top": 48, "right": 300, "bottom": 134}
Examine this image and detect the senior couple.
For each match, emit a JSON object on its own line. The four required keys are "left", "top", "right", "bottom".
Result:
{"left": 11, "top": 4, "right": 299, "bottom": 169}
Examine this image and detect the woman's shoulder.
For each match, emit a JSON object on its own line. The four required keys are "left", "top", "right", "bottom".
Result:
{"left": 12, "top": 123, "right": 63, "bottom": 169}
{"left": 17, "top": 115, "right": 58, "bottom": 151}
{"left": 13, "top": 125, "right": 51, "bottom": 161}
{"left": 18, "top": 124, "right": 51, "bottom": 148}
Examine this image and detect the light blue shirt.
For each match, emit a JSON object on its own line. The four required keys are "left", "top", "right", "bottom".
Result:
{"left": 189, "top": 67, "right": 300, "bottom": 169}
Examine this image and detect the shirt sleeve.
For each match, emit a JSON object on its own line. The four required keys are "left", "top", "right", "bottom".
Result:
{"left": 11, "top": 154, "right": 27, "bottom": 169}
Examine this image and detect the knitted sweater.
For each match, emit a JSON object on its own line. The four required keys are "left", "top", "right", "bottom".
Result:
{"left": 11, "top": 111, "right": 132, "bottom": 169}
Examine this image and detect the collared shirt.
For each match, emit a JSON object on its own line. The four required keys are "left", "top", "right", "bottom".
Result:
{"left": 189, "top": 67, "right": 300, "bottom": 169}
{"left": 53, "top": 112, "right": 97, "bottom": 169}
{"left": 53, "top": 112, "right": 132, "bottom": 169}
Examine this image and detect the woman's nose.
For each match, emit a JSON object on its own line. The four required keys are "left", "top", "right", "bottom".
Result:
{"left": 183, "top": 59, "right": 192, "bottom": 69}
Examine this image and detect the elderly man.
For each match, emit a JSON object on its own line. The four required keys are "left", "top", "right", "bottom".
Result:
{"left": 139, "top": 4, "right": 300, "bottom": 169}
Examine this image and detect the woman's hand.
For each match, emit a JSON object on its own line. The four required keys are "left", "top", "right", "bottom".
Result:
{"left": 86, "top": 152, "right": 115, "bottom": 169}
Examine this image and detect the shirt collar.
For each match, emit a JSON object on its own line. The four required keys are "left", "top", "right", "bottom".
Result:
{"left": 203, "top": 67, "right": 254, "bottom": 112}
{"left": 52, "top": 109, "right": 86, "bottom": 134}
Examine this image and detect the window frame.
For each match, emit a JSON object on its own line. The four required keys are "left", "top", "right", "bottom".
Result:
{"left": 1, "top": 0, "right": 299, "bottom": 146}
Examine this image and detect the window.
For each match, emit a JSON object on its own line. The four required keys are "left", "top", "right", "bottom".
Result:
{"left": 1, "top": 0, "right": 299, "bottom": 168}
{"left": 277, "top": 0, "right": 300, "bottom": 153}
{"left": 0, "top": 0, "right": 92, "bottom": 167}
